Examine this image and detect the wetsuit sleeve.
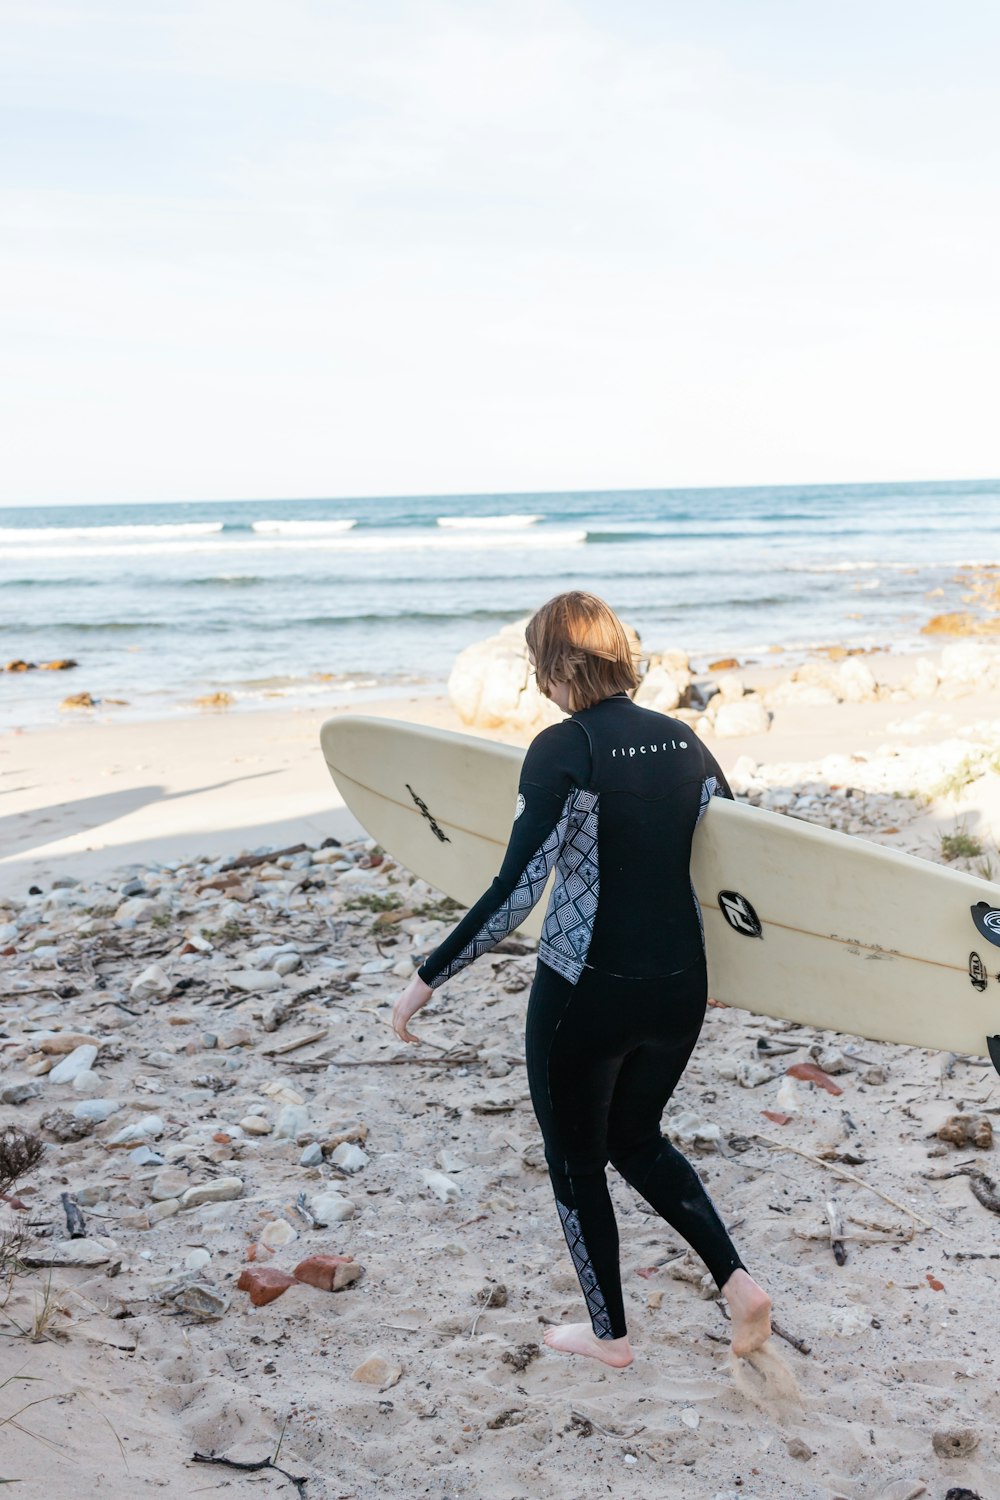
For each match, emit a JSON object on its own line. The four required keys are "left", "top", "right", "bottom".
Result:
{"left": 697, "top": 742, "right": 734, "bottom": 819}
{"left": 417, "top": 721, "right": 590, "bottom": 990}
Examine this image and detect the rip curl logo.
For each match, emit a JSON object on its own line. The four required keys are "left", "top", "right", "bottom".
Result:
{"left": 514, "top": 792, "right": 525, "bottom": 820}
{"left": 611, "top": 739, "right": 688, "bottom": 757}
{"left": 405, "top": 783, "right": 451, "bottom": 843}
{"left": 971, "top": 903, "right": 1000, "bottom": 949}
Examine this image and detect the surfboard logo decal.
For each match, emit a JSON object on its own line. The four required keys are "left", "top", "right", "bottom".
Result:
{"left": 969, "top": 951, "right": 988, "bottom": 992}
{"left": 719, "top": 891, "right": 763, "bottom": 938}
{"left": 405, "top": 783, "right": 451, "bottom": 843}
{"left": 971, "top": 903, "right": 1000, "bottom": 948}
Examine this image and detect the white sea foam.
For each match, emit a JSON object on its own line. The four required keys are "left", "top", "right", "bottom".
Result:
{"left": 0, "top": 522, "right": 224, "bottom": 543}
{"left": 436, "top": 514, "right": 542, "bottom": 528}
{"left": 3, "top": 528, "right": 588, "bottom": 562}
{"left": 251, "top": 519, "right": 357, "bottom": 534}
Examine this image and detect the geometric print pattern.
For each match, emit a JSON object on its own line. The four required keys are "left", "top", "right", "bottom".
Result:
{"left": 554, "top": 1196, "right": 614, "bottom": 1339}
{"left": 539, "top": 788, "right": 600, "bottom": 983}
{"left": 690, "top": 774, "right": 724, "bottom": 948}
{"left": 427, "top": 794, "right": 574, "bottom": 988}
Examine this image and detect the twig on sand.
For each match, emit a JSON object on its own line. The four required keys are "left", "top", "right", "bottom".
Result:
{"left": 715, "top": 1300, "right": 811, "bottom": 1356}
{"left": 754, "top": 1132, "right": 956, "bottom": 1239}
{"left": 191, "top": 1450, "right": 308, "bottom": 1497}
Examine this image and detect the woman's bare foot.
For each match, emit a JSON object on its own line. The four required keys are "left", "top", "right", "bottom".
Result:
{"left": 722, "top": 1269, "right": 772, "bottom": 1357}
{"left": 542, "top": 1321, "right": 634, "bottom": 1368}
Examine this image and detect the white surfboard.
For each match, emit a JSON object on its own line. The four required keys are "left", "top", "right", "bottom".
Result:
{"left": 319, "top": 715, "right": 1000, "bottom": 1068}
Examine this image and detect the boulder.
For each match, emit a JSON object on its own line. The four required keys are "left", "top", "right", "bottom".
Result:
{"left": 713, "top": 697, "right": 771, "bottom": 737}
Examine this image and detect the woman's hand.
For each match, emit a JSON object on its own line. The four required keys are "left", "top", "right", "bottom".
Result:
{"left": 391, "top": 973, "right": 434, "bottom": 1043}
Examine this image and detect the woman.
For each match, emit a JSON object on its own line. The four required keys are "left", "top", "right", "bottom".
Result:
{"left": 392, "top": 592, "right": 772, "bottom": 1369}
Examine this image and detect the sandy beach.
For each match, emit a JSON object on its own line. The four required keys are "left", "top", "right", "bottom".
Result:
{"left": 3, "top": 645, "right": 1000, "bottom": 1499}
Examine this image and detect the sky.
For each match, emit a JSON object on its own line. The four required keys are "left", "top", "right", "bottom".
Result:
{"left": 2, "top": 0, "right": 998, "bottom": 506}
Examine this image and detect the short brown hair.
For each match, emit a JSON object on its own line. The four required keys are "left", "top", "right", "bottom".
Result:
{"left": 525, "top": 592, "right": 639, "bottom": 712}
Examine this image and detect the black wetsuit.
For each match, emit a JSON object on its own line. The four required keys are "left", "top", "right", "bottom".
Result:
{"left": 418, "top": 693, "right": 746, "bottom": 1339}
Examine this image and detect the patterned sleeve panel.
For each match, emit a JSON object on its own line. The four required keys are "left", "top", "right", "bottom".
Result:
{"left": 417, "top": 720, "right": 591, "bottom": 989}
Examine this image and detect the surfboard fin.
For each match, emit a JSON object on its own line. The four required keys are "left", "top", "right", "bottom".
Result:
{"left": 988, "top": 1036, "right": 1000, "bottom": 1078}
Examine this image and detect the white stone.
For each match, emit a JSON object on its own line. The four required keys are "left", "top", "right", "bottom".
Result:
{"left": 185, "top": 1248, "right": 212, "bottom": 1273}
{"left": 331, "top": 1141, "right": 368, "bottom": 1173}
{"left": 309, "top": 1191, "right": 356, "bottom": 1225}
{"left": 836, "top": 657, "right": 879, "bottom": 703}
{"left": 240, "top": 1115, "right": 272, "bottom": 1135}
{"left": 114, "top": 897, "right": 167, "bottom": 926}
{"left": 131, "top": 963, "right": 172, "bottom": 1002}
{"left": 634, "top": 662, "right": 682, "bottom": 713}
{"left": 227, "top": 969, "right": 283, "bottom": 992}
{"left": 273, "top": 952, "right": 302, "bottom": 975}
{"left": 108, "top": 1113, "right": 166, "bottom": 1144}
{"left": 774, "top": 1077, "right": 801, "bottom": 1114}
{"left": 713, "top": 698, "right": 771, "bottom": 737}
{"left": 72, "top": 1069, "right": 103, "bottom": 1095}
{"left": 181, "top": 1177, "right": 244, "bottom": 1207}
{"left": 665, "top": 1109, "right": 722, "bottom": 1147}
{"left": 47, "top": 1044, "right": 99, "bottom": 1084}
{"left": 422, "top": 1169, "right": 460, "bottom": 1203}
{"left": 72, "top": 1098, "right": 122, "bottom": 1122}
{"left": 260, "top": 1218, "right": 298, "bottom": 1249}
{"left": 274, "top": 1104, "right": 310, "bottom": 1140}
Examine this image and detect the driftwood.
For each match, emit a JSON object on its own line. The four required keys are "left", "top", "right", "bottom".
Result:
{"left": 755, "top": 1132, "right": 956, "bottom": 1239}
{"left": 191, "top": 1451, "right": 307, "bottom": 1496}
{"left": 826, "top": 1201, "right": 847, "bottom": 1266}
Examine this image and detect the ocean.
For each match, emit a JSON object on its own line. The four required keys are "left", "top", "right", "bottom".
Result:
{"left": 0, "top": 480, "right": 995, "bottom": 731}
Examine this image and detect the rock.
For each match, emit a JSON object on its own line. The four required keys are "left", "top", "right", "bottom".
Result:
{"left": 787, "top": 1437, "right": 813, "bottom": 1460}
{"left": 634, "top": 662, "right": 683, "bottom": 713}
{"left": 861, "top": 1064, "right": 888, "bottom": 1085}
{"left": 422, "top": 1170, "right": 460, "bottom": 1203}
{"left": 128, "top": 1144, "right": 164, "bottom": 1167}
{"left": 902, "top": 657, "right": 939, "bottom": 699}
{"left": 664, "top": 1109, "right": 722, "bottom": 1148}
{"left": 108, "top": 1114, "right": 165, "bottom": 1144}
{"left": 932, "top": 1428, "right": 980, "bottom": 1458}
{"left": 72, "top": 1070, "right": 103, "bottom": 1095}
{"left": 38, "top": 1032, "right": 101, "bottom": 1055}
{"left": 151, "top": 1168, "right": 190, "bottom": 1201}
{"left": 716, "top": 673, "right": 746, "bottom": 702}
{"left": 350, "top": 1353, "right": 401, "bottom": 1389}
{"left": 274, "top": 1104, "right": 310, "bottom": 1141}
{"left": 238, "top": 1266, "right": 297, "bottom": 1306}
{"left": 273, "top": 953, "right": 301, "bottom": 976}
{"left": 47, "top": 1044, "right": 98, "bottom": 1084}
{"left": 181, "top": 1177, "right": 244, "bottom": 1207}
{"left": 261, "top": 1081, "right": 305, "bottom": 1106}
{"left": 72, "top": 1098, "right": 122, "bottom": 1122}
{"left": 170, "top": 1283, "right": 229, "bottom": 1319}
{"left": 299, "top": 1143, "right": 323, "bottom": 1167}
{"left": 940, "top": 641, "right": 996, "bottom": 686}
{"left": 836, "top": 658, "right": 879, "bottom": 702}
{"left": 773, "top": 1077, "right": 801, "bottom": 1114}
{"left": 185, "top": 1248, "right": 212, "bottom": 1273}
{"left": 240, "top": 1115, "right": 273, "bottom": 1135}
{"left": 130, "top": 964, "right": 172, "bottom": 1002}
{"left": 227, "top": 970, "right": 284, "bottom": 993}
{"left": 293, "top": 1253, "right": 361, "bottom": 1292}
{"left": 39, "top": 1108, "right": 94, "bottom": 1141}
{"left": 448, "top": 620, "right": 565, "bottom": 731}
{"left": 260, "top": 1218, "right": 298, "bottom": 1250}
{"left": 330, "top": 1142, "right": 368, "bottom": 1173}
{"left": 309, "top": 1191, "right": 356, "bottom": 1226}
{"left": 809, "top": 1045, "right": 851, "bottom": 1074}
{"left": 1, "top": 1082, "right": 42, "bottom": 1106}
{"left": 24, "top": 1237, "right": 115, "bottom": 1268}
{"left": 735, "top": 1060, "right": 777, "bottom": 1088}
{"left": 713, "top": 698, "right": 771, "bottom": 737}
{"left": 114, "top": 898, "right": 167, "bottom": 926}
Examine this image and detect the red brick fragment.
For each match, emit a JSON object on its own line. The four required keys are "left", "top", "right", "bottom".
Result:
{"left": 785, "top": 1062, "right": 843, "bottom": 1096}
{"left": 293, "top": 1254, "right": 362, "bottom": 1292}
{"left": 237, "top": 1266, "right": 296, "bottom": 1306}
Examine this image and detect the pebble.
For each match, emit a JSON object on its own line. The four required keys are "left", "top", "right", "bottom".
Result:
{"left": 260, "top": 1218, "right": 298, "bottom": 1250}
{"left": 170, "top": 1283, "right": 229, "bottom": 1318}
{"left": 227, "top": 970, "right": 284, "bottom": 992}
{"left": 23, "top": 1237, "right": 115, "bottom": 1268}
{"left": 299, "top": 1143, "right": 323, "bottom": 1167}
{"left": 72, "top": 1098, "right": 122, "bottom": 1122}
{"left": 787, "top": 1437, "right": 813, "bottom": 1460}
{"left": 115, "top": 897, "right": 166, "bottom": 926}
{"left": 273, "top": 952, "right": 302, "bottom": 976}
{"left": 422, "top": 1170, "right": 460, "bottom": 1203}
{"left": 309, "top": 1191, "right": 356, "bottom": 1225}
{"left": 331, "top": 1142, "right": 368, "bottom": 1173}
{"left": 241, "top": 1115, "right": 273, "bottom": 1135}
{"left": 274, "top": 1104, "right": 310, "bottom": 1140}
{"left": 47, "top": 1044, "right": 99, "bottom": 1084}
{"left": 151, "top": 1168, "right": 190, "bottom": 1201}
{"left": 129, "top": 1144, "right": 165, "bottom": 1167}
{"left": 773, "top": 1077, "right": 801, "bottom": 1114}
{"left": 72, "top": 1070, "right": 104, "bottom": 1095}
{"left": 351, "top": 1353, "right": 402, "bottom": 1389}
{"left": 184, "top": 1248, "right": 212, "bottom": 1273}
{"left": 1, "top": 1081, "right": 42, "bottom": 1106}
{"left": 131, "top": 963, "right": 172, "bottom": 1002}
{"left": 109, "top": 1114, "right": 166, "bottom": 1144}
{"left": 181, "top": 1177, "right": 244, "bottom": 1207}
